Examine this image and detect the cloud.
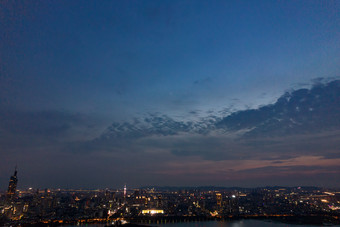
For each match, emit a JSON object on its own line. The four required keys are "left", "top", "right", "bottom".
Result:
{"left": 217, "top": 80, "right": 340, "bottom": 137}
{"left": 0, "top": 109, "right": 100, "bottom": 154}
{"left": 151, "top": 155, "right": 340, "bottom": 182}
{"left": 61, "top": 125, "right": 340, "bottom": 169}
{"left": 1, "top": 79, "right": 340, "bottom": 188}
{"left": 61, "top": 78, "right": 340, "bottom": 163}
{"left": 52, "top": 79, "right": 339, "bottom": 187}
{"left": 0, "top": 110, "right": 76, "bottom": 136}
{"left": 193, "top": 77, "right": 213, "bottom": 86}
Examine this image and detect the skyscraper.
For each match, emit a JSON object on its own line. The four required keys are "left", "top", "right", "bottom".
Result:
{"left": 216, "top": 193, "right": 222, "bottom": 208}
{"left": 7, "top": 167, "right": 18, "bottom": 201}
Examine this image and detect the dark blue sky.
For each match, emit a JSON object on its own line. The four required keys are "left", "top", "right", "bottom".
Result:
{"left": 0, "top": 0, "right": 339, "bottom": 189}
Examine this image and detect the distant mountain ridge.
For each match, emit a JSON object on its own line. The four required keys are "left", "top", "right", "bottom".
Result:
{"left": 101, "top": 80, "right": 340, "bottom": 139}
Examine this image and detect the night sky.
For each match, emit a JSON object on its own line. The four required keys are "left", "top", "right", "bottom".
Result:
{"left": 1, "top": 0, "right": 340, "bottom": 190}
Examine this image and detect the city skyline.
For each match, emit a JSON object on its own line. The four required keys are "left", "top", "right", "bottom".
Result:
{"left": 3, "top": 173, "right": 340, "bottom": 226}
{"left": 1, "top": 0, "right": 340, "bottom": 189}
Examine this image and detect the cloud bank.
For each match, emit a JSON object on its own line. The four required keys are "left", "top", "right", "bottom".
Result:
{"left": 1, "top": 80, "right": 340, "bottom": 188}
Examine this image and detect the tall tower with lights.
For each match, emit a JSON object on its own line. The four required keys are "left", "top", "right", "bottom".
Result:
{"left": 124, "top": 184, "right": 127, "bottom": 198}
{"left": 216, "top": 193, "right": 222, "bottom": 208}
{"left": 7, "top": 167, "right": 18, "bottom": 201}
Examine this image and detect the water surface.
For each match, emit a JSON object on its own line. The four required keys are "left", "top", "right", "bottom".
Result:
{"left": 65, "top": 219, "right": 340, "bottom": 227}
{"left": 152, "top": 220, "right": 340, "bottom": 227}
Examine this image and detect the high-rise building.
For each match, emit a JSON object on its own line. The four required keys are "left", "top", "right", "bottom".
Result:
{"left": 216, "top": 193, "right": 222, "bottom": 208}
{"left": 7, "top": 167, "right": 18, "bottom": 200}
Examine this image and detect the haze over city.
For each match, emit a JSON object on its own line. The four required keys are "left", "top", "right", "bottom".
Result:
{"left": 0, "top": 0, "right": 340, "bottom": 190}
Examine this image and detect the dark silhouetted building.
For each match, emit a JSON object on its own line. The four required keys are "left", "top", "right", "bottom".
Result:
{"left": 7, "top": 167, "right": 18, "bottom": 201}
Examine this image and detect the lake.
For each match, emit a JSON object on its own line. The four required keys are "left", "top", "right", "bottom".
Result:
{"left": 65, "top": 219, "right": 340, "bottom": 227}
